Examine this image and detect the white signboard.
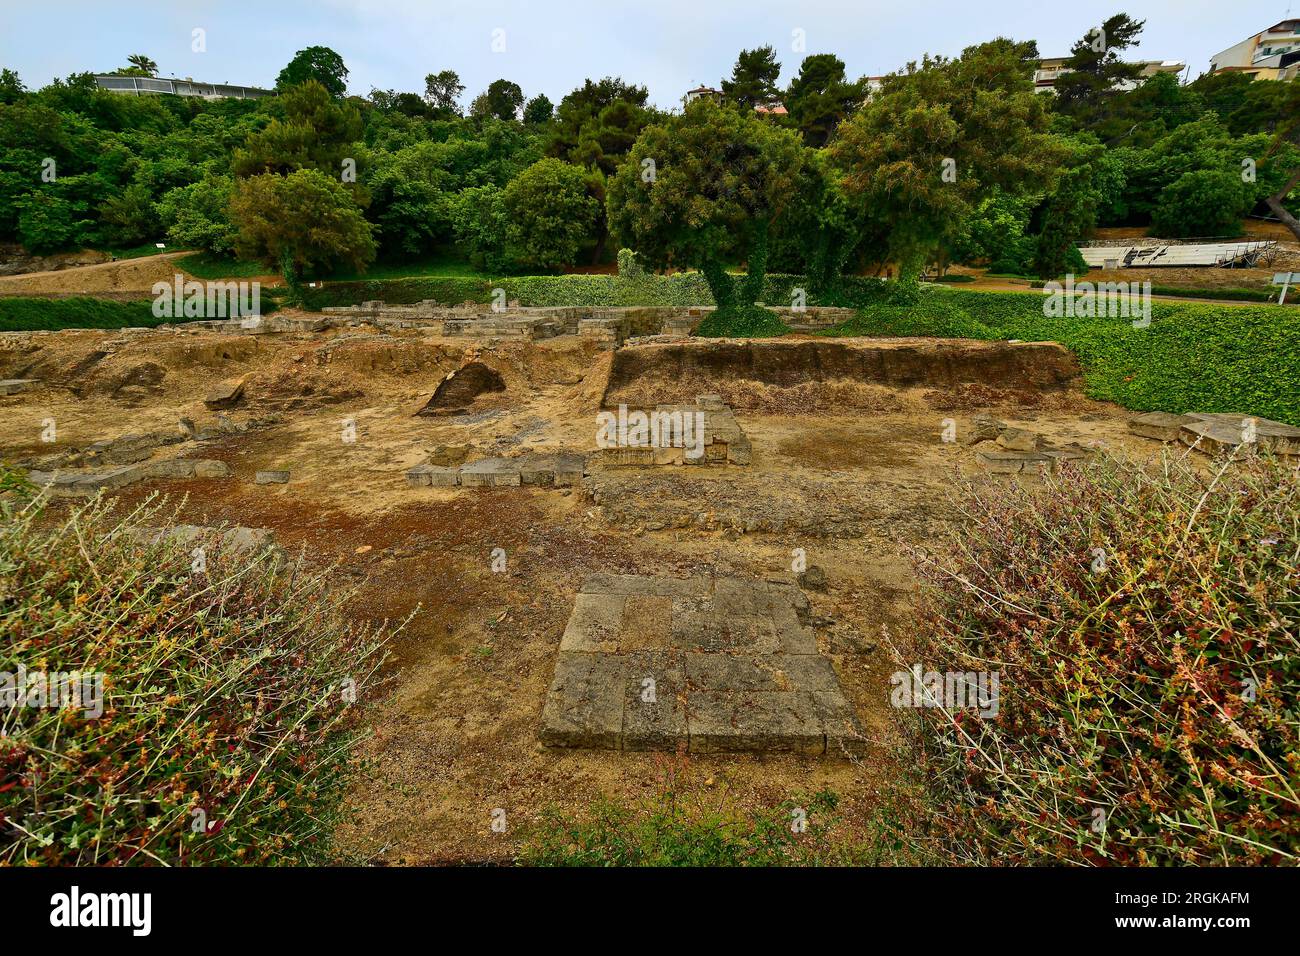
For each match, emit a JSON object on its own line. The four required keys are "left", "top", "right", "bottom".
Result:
{"left": 1272, "top": 273, "right": 1298, "bottom": 304}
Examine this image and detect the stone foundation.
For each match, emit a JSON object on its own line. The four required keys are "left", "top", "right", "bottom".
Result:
{"left": 540, "top": 573, "right": 865, "bottom": 755}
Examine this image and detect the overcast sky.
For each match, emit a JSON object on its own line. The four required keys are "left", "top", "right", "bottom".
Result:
{"left": 0, "top": 0, "right": 1292, "bottom": 109}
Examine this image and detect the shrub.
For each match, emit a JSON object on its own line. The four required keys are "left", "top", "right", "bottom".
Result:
{"left": 695, "top": 304, "right": 791, "bottom": 338}
{"left": 900, "top": 452, "right": 1300, "bottom": 865}
{"left": 0, "top": 488, "right": 392, "bottom": 865}
{"left": 298, "top": 270, "right": 891, "bottom": 311}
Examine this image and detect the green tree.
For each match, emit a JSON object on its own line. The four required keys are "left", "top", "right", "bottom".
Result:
{"left": 547, "top": 78, "right": 651, "bottom": 174}
{"left": 832, "top": 39, "right": 1065, "bottom": 281}
{"left": 423, "top": 70, "right": 464, "bottom": 113}
{"left": 122, "top": 54, "right": 158, "bottom": 77}
{"left": 15, "top": 192, "right": 86, "bottom": 253}
{"left": 1053, "top": 14, "right": 1146, "bottom": 125}
{"left": 722, "top": 46, "right": 781, "bottom": 110}
{"left": 502, "top": 158, "right": 599, "bottom": 269}
{"left": 523, "top": 94, "right": 554, "bottom": 125}
{"left": 1150, "top": 168, "right": 1252, "bottom": 238}
{"left": 232, "top": 80, "right": 363, "bottom": 178}
{"left": 230, "top": 169, "right": 376, "bottom": 283}
{"left": 449, "top": 184, "right": 510, "bottom": 272}
{"left": 607, "top": 98, "right": 807, "bottom": 319}
{"left": 1031, "top": 140, "right": 1125, "bottom": 277}
{"left": 276, "top": 46, "right": 349, "bottom": 98}
{"left": 97, "top": 181, "right": 157, "bottom": 246}
{"left": 785, "top": 54, "right": 865, "bottom": 147}
{"left": 476, "top": 80, "right": 524, "bottom": 121}
{"left": 0, "top": 68, "right": 27, "bottom": 105}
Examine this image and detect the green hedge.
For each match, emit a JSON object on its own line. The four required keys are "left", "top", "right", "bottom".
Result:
{"left": 826, "top": 287, "right": 1300, "bottom": 425}
{"left": 0, "top": 293, "right": 282, "bottom": 332}
{"left": 298, "top": 272, "right": 890, "bottom": 311}
{"left": 1028, "top": 280, "right": 1281, "bottom": 304}
{"left": 0, "top": 297, "right": 159, "bottom": 332}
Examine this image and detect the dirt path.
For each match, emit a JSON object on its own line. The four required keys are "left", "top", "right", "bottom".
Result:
{"left": 0, "top": 252, "right": 223, "bottom": 295}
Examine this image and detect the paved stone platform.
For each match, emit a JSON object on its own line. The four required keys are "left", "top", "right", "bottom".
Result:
{"left": 540, "top": 574, "right": 865, "bottom": 756}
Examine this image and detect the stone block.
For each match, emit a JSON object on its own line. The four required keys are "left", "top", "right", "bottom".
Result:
{"left": 977, "top": 449, "right": 1049, "bottom": 474}
{"left": 996, "top": 427, "right": 1043, "bottom": 452}
{"left": 560, "top": 592, "right": 627, "bottom": 652}
{"left": 256, "top": 470, "right": 290, "bottom": 485}
{"left": 194, "top": 460, "right": 231, "bottom": 478}
{"left": 620, "top": 652, "right": 687, "bottom": 751}
{"left": 405, "top": 464, "right": 434, "bottom": 487}
{"left": 728, "top": 435, "right": 753, "bottom": 465}
{"left": 146, "top": 459, "right": 197, "bottom": 480}
{"left": 203, "top": 377, "right": 246, "bottom": 410}
{"left": 539, "top": 652, "right": 625, "bottom": 749}
{"left": 0, "top": 379, "right": 37, "bottom": 396}
{"left": 1129, "top": 411, "right": 1197, "bottom": 442}
{"left": 459, "top": 457, "right": 521, "bottom": 487}
{"left": 815, "top": 691, "right": 869, "bottom": 756}
{"left": 687, "top": 690, "right": 825, "bottom": 755}
{"left": 581, "top": 573, "right": 711, "bottom": 598}
{"left": 1182, "top": 414, "right": 1300, "bottom": 456}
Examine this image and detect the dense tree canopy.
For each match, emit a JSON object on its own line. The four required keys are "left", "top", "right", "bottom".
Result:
{"left": 0, "top": 10, "right": 1297, "bottom": 285}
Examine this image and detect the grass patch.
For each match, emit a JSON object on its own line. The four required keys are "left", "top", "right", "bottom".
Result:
{"left": 823, "top": 286, "right": 1300, "bottom": 426}
{"left": 519, "top": 771, "right": 925, "bottom": 866}
{"left": 95, "top": 243, "right": 178, "bottom": 261}
{"left": 310, "top": 253, "right": 495, "bottom": 282}
{"left": 173, "top": 253, "right": 272, "bottom": 281}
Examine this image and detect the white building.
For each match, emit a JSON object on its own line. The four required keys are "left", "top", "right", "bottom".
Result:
{"left": 1032, "top": 58, "right": 1186, "bottom": 93}
{"left": 94, "top": 75, "right": 274, "bottom": 100}
{"left": 1209, "top": 20, "right": 1300, "bottom": 81}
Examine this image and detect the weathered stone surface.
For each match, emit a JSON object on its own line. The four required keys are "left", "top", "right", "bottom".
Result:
{"left": 1129, "top": 411, "right": 1197, "bottom": 442}
{"left": 194, "top": 459, "right": 231, "bottom": 478}
{"left": 417, "top": 361, "right": 505, "bottom": 415}
{"left": 621, "top": 652, "right": 688, "bottom": 751}
{"left": 559, "top": 592, "right": 626, "bottom": 652}
{"left": 145, "top": 459, "right": 197, "bottom": 479}
{"left": 582, "top": 573, "right": 711, "bottom": 598}
{"left": 996, "top": 427, "right": 1043, "bottom": 452}
{"left": 538, "top": 653, "right": 625, "bottom": 749}
{"left": 1181, "top": 414, "right": 1300, "bottom": 456}
{"left": 518, "top": 452, "right": 587, "bottom": 487}
{"left": 0, "top": 379, "right": 38, "bottom": 395}
{"left": 687, "top": 690, "right": 826, "bottom": 755}
{"left": 962, "top": 412, "right": 1006, "bottom": 446}
{"left": 255, "top": 470, "right": 290, "bottom": 484}
{"left": 459, "top": 456, "right": 521, "bottom": 487}
{"left": 203, "top": 377, "right": 246, "bottom": 410}
{"left": 978, "top": 449, "right": 1050, "bottom": 473}
{"left": 542, "top": 574, "right": 864, "bottom": 755}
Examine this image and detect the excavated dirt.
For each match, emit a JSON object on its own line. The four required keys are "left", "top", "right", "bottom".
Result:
{"left": 0, "top": 324, "right": 1163, "bottom": 863}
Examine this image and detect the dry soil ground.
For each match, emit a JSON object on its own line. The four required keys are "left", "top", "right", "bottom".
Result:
{"left": 0, "top": 323, "right": 1167, "bottom": 862}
